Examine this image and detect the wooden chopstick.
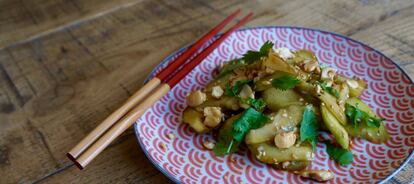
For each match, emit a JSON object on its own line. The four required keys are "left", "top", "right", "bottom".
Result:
{"left": 67, "top": 9, "right": 241, "bottom": 160}
{"left": 72, "top": 12, "right": 253, "bottom": 169}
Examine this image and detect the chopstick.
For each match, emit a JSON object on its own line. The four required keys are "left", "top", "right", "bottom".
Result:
{"left": 67, "top": 9, "right": 241, "bottom": 160}
{"left": 166, "top": 12, "right": 253, "bottom": 87}
{"left": 70, "top": 12, "right": 253, "bottom": 169}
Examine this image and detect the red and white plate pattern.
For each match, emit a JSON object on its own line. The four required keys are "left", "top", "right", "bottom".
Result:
{"left": 134, "top": 26, "right": 414, "bottom": 184}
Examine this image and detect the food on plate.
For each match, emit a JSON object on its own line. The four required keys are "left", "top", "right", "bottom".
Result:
{"left": 181, "top": 41, "right": 389, "bottom": 181}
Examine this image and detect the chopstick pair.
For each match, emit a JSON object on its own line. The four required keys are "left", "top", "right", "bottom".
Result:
{"left": 67, "top": 9, "right": 253, "bottom": 169}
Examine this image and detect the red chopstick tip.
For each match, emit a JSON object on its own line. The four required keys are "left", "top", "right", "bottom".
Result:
{"left": 67, "top": 152, "right": 84, "bottom": 170}
{"left": 166, "top": 12, "right": 254, "bottom": 87}
{"left": 245, "top": 12, "right": 254, "bottom": 19}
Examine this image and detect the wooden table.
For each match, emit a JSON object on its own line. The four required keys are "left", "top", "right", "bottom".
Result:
{"left": 1, "top": 0, "right": 413, "bottom": 183}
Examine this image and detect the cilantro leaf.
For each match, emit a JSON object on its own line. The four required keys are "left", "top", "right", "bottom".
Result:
{"left": 213, "top": 119, "right": 240, "bottom": 156}
{"left": 299, "top": 106, "right": 319, "bottom": 149}
{"left": 243, "top": 51, "right": 262, "bottom": 64}
{"left": 215, "top": 59, "right": 244, "bottom": 79}
{"left": 232, "top": 108, "right": 269, "bottom": 142}
{"left": 247, "top": 98, "right": 266, "bottom": 111}
{"left": 213, "top": 108, "right": 269, "bottom": 156}
{"left": 345, "top": 103, "right": 382, "bottom": 128}
{"left": 239, "top": 98, "right": 267, "bottom": 111}
{"left": 259, "top": 41, "right": 274, "bottom": 54}
{"left": 224, "top": 80, "right": 251, "bottom": 97}
{"left": 242, "top": 41, "right": 274, "bottom": 63}
{"left": 224, "top": 83, "right": 233, "bottom": 96}
{"left": 325, "top": 142, "right": 354, "bottom": 166}
{"left": 213, "top": 139, "right": 238, "bottom": 156}
{"left": 271, "top": 75, "right": 300, "bottom": 90}
{"left": 345, "top": 103, "right": 363, "bottom": 127}
{"left": 320, "top": 81, "right": 339, "bottom": 97}
{"left": 225, "top": 80, "right": 266, "bottom": 111}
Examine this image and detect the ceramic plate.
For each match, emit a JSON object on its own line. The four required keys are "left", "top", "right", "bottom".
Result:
{"left": 134, "top": 26, "right": 414, "bottom": 184}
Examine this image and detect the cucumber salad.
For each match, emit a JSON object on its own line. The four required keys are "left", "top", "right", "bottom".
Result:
{"left": 181, "top": 41, "right": 389, "bottom": 181}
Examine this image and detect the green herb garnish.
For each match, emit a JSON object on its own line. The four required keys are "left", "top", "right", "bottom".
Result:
{"left": 247, "top": 98, "right": 266, "bottom": 111}
{"left": 215, "top": 59, "right": 244, "bottom": 79}
{"left": 271, "top": 75, "right": 300, "bottom": 90}
{"left": 320, "top": 81, "right": 339, "bottom": 97}
{"left": 299, "top": 106, "right": 319, "bottom": 149}
{"left": 213, "top": 108, "right": 269, "bottom": 156}
{"left": 239, "top": 97, "right": 267, "bottom": 111}
{"left": 242, "top": 41, "right": 274, "bottom": 64}
{"left": 232, "top": 108, "right": 269, "bottom": 142}
{"left": 213, "top": 139, "right": 238, "bottom": 156}
{"left": 225, "top": 80, "right": 266, "bottom": 110}
{"left": 345, "top": 103, "right": 383, "bottom": 128}
{"left": 224, "top": 80, "right": 251, "bottom": 97}
{"left": 325, "top": 142, "right": 354, "bottom": 166}
{"left": 215, "top": 41, "right": 274, "bottom": 79}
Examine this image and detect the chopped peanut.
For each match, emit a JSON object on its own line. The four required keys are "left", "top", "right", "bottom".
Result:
{"left": 211, "top": 86, "right": 224, "bottom": 99}
{"left": 239, "top": 85, "right": 254, "bottom": 99}
{"left": 274, "top": 131, "right": 297, "bottom": 149}
{"left": 186, "top": 90, "right": 206, "bottom": 107}
{"left": 297, "top": 170, "right": 334, "bottom": 182}
{"left": 321, "top": 67, "right": 337, "bottom": 80}
{"left": 203, "top": 107, "right": 222, "bottom": 128}
{"left": 274, "top": 47, "right": 294, "bottom": 60}
{"left": 203, "top": 140, "right": 215, "bottom": 150}
{"left": 303, "top": 60, "right": 318, "bottom": 72}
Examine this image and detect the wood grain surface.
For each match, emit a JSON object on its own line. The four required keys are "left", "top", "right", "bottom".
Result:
{"left": 0, "top": 0, "right": 413, "bottom": 183}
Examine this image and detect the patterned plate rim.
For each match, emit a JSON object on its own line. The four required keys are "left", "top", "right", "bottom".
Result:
{"left": 133, "top": 26, "right": 414, "bottom": 184}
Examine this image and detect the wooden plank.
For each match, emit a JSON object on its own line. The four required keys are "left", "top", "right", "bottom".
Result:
{"left": 34, "top": 134, "right": 172, "bottom": 184}
{"left": 0, "top": 0, "right": 141, "bottom": 49}
{"left": 348, "top": 4, "right": 414, "bottom": 78}
{"left": 0, "top": 0, "right": 413, "bottom": 183}
{"left": 0, "top": 0, "right": 242, "bottom": 183}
